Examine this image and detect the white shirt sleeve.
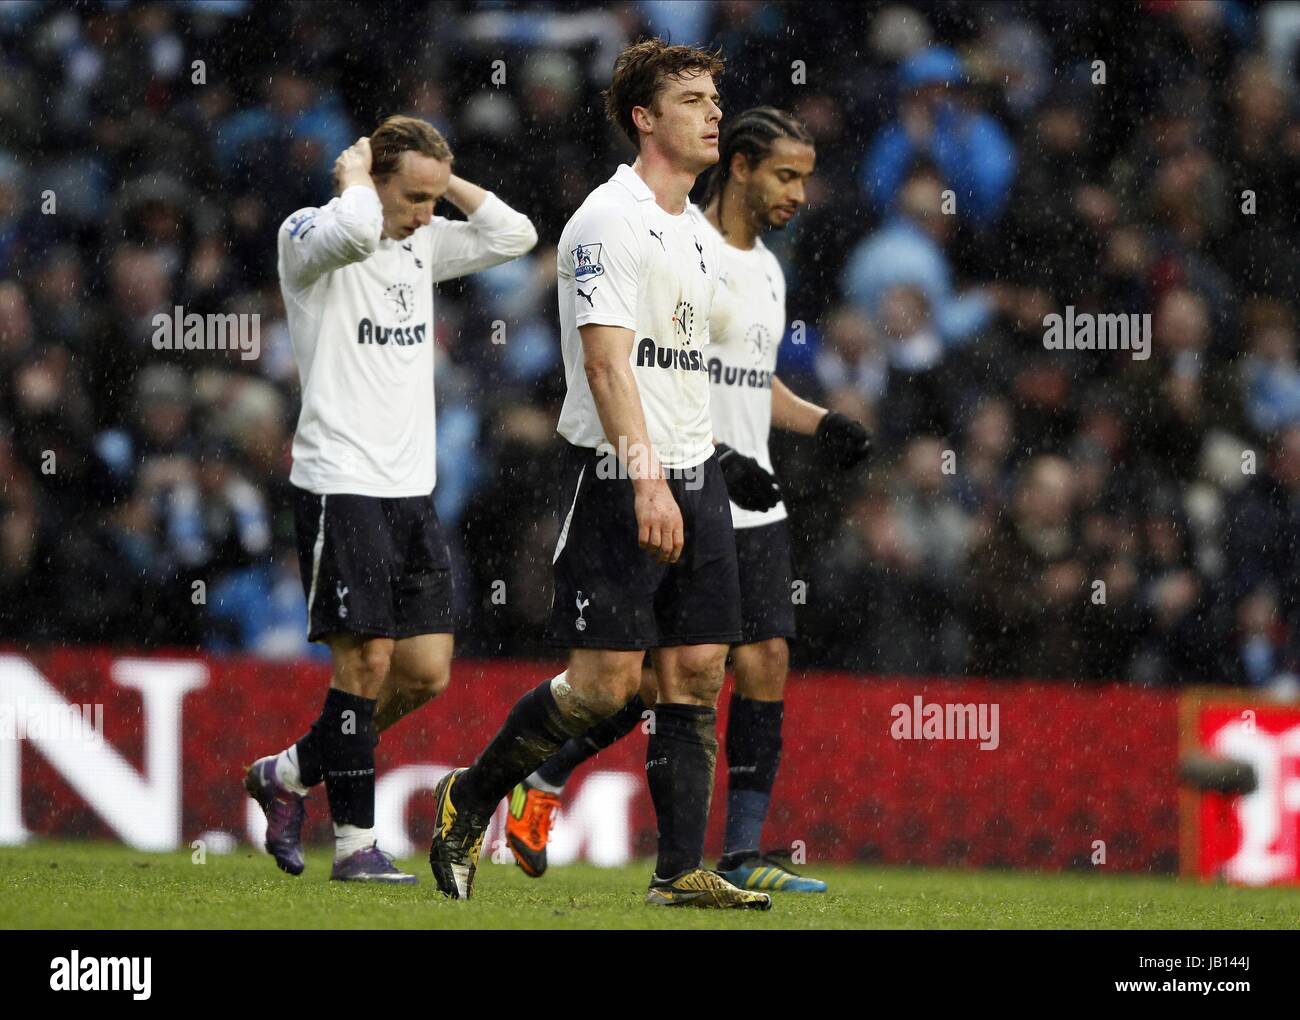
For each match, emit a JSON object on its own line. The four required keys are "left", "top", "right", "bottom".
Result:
{"left": 425, "top": 192, "right": 538, "bottom": 284}
{"left": 277, "top": 185, "right": 383, "bottom": 291}
{"left": 565, "top": 202, "right": 642, "bottom": 331}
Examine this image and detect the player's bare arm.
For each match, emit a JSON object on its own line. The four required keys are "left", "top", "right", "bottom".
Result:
{"left": 770, "top": 375, "right": 827, "bottom": 435}
{"left": 580, "top": 322, "right": 684, "bottom": 564}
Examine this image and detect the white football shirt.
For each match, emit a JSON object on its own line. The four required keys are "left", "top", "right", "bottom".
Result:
{"left": 278, "top": 185, "right": 536, "bottom": 497}
{"left": 688, "top": 205, "right": 788, "bottom": 528}
{"left": 555, "top": 164, "right": 722, "bottom": 470}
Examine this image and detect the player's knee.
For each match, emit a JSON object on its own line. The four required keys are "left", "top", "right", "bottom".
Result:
{"left": 355, "top": 641, "right": 394, "bottom": 687}
{"left": 586, "top": 673, "right": 640, "bottom": 718}
{"left": 425, "top": 665, "right": 452, "bottom": 699}
{"left": 688, "top": 670, "right": 725, "bottom": 704}
{"left": 676, "top": 653, "right": 726, "bottom": 704}
{"left": 361, "top": 643, "right": 393, "bottom": 677}
{"left": 399, "top": 661, "right": 451, "bottom": 701}
{"left": 736, "top": 639, "right": 789, "bottom": 697}
{"left": 761, "top": 638, "right": 790, "bottom": 672}
{"left": 566, "top": 651, "right": 643, "bottom": 719}
{"left": 618, "top": 663, "right": 646, "bottom": 703}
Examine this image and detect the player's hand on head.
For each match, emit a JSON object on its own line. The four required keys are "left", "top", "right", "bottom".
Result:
{"left": 815, "top": 412, "right": 872, "bottom": 471}
{"left": 716, "top": 443, "right": 782, "bottom": 512}
{"left": 635, "top": 481, "right": 684, "bottom": 564}
{"left": 333, "top": 137, "right": 374, "bottom": 191}
{"left": 356, "top": 136, "right": 373, "bottom": 166}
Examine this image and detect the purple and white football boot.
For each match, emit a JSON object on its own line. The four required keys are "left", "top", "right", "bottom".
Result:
{"left": 330, "top": 844, "right": 418, "bottom": 884}
{"left": 243, "top": 755, "right": 307, "bottom": 876}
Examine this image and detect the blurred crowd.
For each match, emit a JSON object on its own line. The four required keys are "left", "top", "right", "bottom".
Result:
{"left": 3, "top": 0, "right": 1300, "bottom": 689}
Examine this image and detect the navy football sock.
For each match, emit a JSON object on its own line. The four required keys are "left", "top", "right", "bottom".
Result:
{"left": 295, "top": 724, "right": 377, "bottom": 790}
{"left": 314, "top": 688, "right": 377, "bottom": 828}
{"left": 293, "top": 727, "right": 324, "bottom": 788}
{"left": 721, "top": 694, "right": 783, "bottom": 862}
{"left": 645, "top": 703, "right": 718, "bottom": 879}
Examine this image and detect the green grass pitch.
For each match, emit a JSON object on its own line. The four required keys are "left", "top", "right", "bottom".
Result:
{"left": 3, "top": 841, "right": 1298, "bottom": 930}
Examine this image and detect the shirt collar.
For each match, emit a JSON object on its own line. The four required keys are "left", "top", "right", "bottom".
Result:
{"left": 612, "top": 163, "right": 654, "bottom": 203}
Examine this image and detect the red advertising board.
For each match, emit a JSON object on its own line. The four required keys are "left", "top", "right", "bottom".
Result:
{"left": 1, "top": 648, "right": 1183, "bottom": 873}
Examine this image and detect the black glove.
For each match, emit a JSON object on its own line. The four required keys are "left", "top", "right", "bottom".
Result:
{"left": 715, "top": 443, "right": 782, "bottom": 511}
{"left": 815, "top": 411, "right": 872, "bottom": 470}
